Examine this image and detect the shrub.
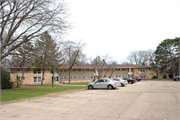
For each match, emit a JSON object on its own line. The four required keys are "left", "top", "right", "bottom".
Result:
{"left": 1, "top": 69, "right": 12, "bottom": 89}
{"left": 152, "top": 76, "right": 158, "bottom": 79}
{"left": 16, "top": 75, "right": 22, "bottom": 88}
{"left": 163, "top": 74, "right": 167, "bottom": 79}
{"left": 168, "top": 74, "right": 173, "bottom": 79}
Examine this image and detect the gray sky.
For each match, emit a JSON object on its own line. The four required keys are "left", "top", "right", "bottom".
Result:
{"left": 64, "top": 0, "right": 180, "bottom": 63}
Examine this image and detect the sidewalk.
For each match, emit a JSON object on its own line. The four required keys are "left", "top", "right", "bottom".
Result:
{"left": 55, "top": 83, "right": 86, "bottom": 86}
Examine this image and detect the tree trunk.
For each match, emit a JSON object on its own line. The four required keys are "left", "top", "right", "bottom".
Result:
{"left": 21, "top": 66, "right": 24, "bottom": 85}
{"left": 41, "top": 66, "right": 45, "bottom": 86}
{"left": 69, "top": 68, "right": 71, "bottom": 84}
{"left": 52, "top": 70, "right": 54, "bottom": 87}
{"left": 156, "top": 69, "right": 159, "bottom": 78}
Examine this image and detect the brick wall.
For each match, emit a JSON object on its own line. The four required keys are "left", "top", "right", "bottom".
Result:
{"left": 10, "top": 68, "right": 52, "bottom": 85}
{"left": 10, "top": 67, "right": 157, "bottom": 85}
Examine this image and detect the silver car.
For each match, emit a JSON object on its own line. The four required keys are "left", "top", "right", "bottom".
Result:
{"left": 87, "top": 78, "right": 119, "bottom": 90}
{"left": 114, "top": 78, "right": 128, "bottom": 86}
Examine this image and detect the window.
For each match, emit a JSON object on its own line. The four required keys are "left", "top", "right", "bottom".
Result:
{"left": 149, "top": 68, "right": 152, "bottom": 70}
{"left": 122, "top": 68, "right": 127, "bottom": 71}
{"left": 33, "top": 69, "right": 41, "bottom": 74}
{"left": 104, "top": 69, "right": 106, "bottom": 71}
{"left": 123, "top": 74, "right": 127, "bottom": 77}
{"left": 33, "top": 77, "right": 41, "bottom": 83}
{"left": 97, "top": 79, "right": 104, "bottom": 82}
{"left": 150, "top": 73, "right": 153, "bottom": 76}
{"left": 141, "top": 68, "right": 145, "bottom": 72}
{"left": 104, "top": 79, "right": 110, "bottom": 82}
{"left": 108, "top": 75, "right": 113, "bottom": 78}
{"left": 17, "top": 69, "right": 22, "bottom": 72}
{"left": 61, "top": 69, "right": 67, "bottom": 72}
{"left": 116, "top": 68, "right": 120, "bottom": 71}
{"left": 60, "top": 76, "right": 67, "bottom": 79}
{"left": 79, "top": 76, "right": 85, "bottom": 79}
{"left": 87, "top": 76, "right": 93, "bottom": 79}
{"left": 71, "top": 69, "right": 76, "bottom": 71}
{"left": 78, "top": 69, "right": 84, "bottom": 71}
{"left": 141, "top": 74, "right": 145, "bottom": 78}
{"left": 87, "top": 69, "right": 93, "bottom": 71}
{"left": 20, "top": 77, "right": 25, "bottom": 80}
{"left": 116, "top": 75, "right": 121, "bottom": 77}
{"left": 70, "top": 76, "right": 76, "bottom": 79}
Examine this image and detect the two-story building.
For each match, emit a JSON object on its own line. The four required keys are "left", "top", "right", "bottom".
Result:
{"left": 10, "top": 64, "right": 157, "bottom": 84}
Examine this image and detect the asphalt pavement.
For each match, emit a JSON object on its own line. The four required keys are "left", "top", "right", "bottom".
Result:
{"left": 1, "top": 80, "right": 180, "bottom": 120}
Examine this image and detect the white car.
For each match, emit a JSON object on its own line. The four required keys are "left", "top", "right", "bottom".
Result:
{"left": 86, "top": 78, "right": 120, "bottom": 90}
{"left": 113, "top": 78, "right": 128, "bottom": 86}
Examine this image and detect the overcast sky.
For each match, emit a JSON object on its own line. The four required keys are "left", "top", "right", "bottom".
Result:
{"left": 64, "top": 0, "right": 180, "bottom": 63}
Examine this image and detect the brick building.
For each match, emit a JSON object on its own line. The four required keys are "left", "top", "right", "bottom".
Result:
{"left": 10, "top": 64, "right": 157, "bottom": 85}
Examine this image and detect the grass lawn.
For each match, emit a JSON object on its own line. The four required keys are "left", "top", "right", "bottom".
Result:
{"left": 1, "top": 84, "right": 85, "bottom": 102}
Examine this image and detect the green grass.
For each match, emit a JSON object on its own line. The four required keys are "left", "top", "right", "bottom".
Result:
{"left": 1, "top": 84, "right": 85, "bottom": 102}
{"left": 64, "top": 82, "right": 90, "bottom": 85}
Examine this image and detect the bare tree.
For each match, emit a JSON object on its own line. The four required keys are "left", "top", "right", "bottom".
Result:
{"left": 63, "top": 40, "right": 86, "bottom": 83}
{"left": 0, "top": 0, "right": 70, "bottom": 60}
{"left": 108, "top": 61, "right": 117, "bottom": 78}
{"left": 126, "top": 50, "right": 154, "bottom": 65}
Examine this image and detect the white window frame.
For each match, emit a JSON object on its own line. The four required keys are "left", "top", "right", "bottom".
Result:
{"left": 87, "top": 76, "right": 93, "bottom": 79}
{"left": 87, "top": 69, "right": 93, "bottom": 71}
{"left": 116, "top": 68, "right": 120, "bottom": 71}
{"left": 33, "top": 77, "right": 41, "bottom": 83}
{"left": 78, "top": 69, "right": 85, "bottom": 71}
{"left": 60, "top": 76, "right": 67, "bottom": 79}
{"left": 79, "top": 76, "right": 85, "bottom": 79}
{"left": 141, "top": 68, "right": 145, "bottom": 72}
{"left": 61, "top": 69, "right": 67, "bottom": 72}
{"left": 123, "top": 74, "right": 127, "bottom": 77}
{"left": 150, "top": 73, "right": 153, "bottom": 76}
{"left": 108, "top": 75, "right": 113, "bottom": 78}
{"left": 141, "top": 74, "right": 145, "bottom": 78}
{"left": 116, "top": 75, "right": 121, "bottom": 77}
{"left": 20, "top": 77, "right": 25, "bottom": 80}
{"left": 70, "top": 76, "right": 76, "bottom": 79}
{"left": 122, "top": 68, "right": 127, "bottom": 71}
{"left": 33, "top": 69, "right": 41, "bottom": 74}
{"left": 17, "top": 69, "right": 23, "bottom": 72}
{"left": 71, "top": 69, "right": 76, "bottom": 71}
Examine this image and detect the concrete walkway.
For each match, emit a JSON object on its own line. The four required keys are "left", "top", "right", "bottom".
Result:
{"left": 55, "top": 83, "right": 86, "bottom": 86}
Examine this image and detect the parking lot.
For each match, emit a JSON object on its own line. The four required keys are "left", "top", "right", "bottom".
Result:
{"left": 1, "top": 80, "right": 180, "bottom": 120}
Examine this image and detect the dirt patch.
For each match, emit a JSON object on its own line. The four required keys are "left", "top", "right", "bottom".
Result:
{"left": 0, "top": 89, "right": 85, "bottom": 105}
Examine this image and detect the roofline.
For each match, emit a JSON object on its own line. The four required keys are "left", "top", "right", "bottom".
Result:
{"left": 10, "top": 64, "right": 152, "bottom": 69}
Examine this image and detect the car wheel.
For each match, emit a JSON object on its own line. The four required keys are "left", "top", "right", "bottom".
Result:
{"left": 129, "top": 81, "right": 131, "bottom": 84}
{"left": 121, "top": 83, "right": 124, "bottom": 87}
{"left": 176, "top": 79, "right": 178, "bottom": 81}
{"left": 88, "top": 85, "right": 93, "bottom": 90}
{"left": 107, "top": 85, "right": 113, "bottom": 90}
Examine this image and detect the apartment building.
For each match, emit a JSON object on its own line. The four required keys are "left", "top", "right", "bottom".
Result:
{"left": 10, "top": 64, "right": 157, "bottom": 84}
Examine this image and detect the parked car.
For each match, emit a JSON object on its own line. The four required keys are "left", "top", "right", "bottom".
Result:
{"left": 122, "top": 78, "right": 136, "bottom": 84}
{"left": 173, "top": 75, "right": 180, "bottom": 81}
{"left": 131, "top": 76, "right": 142, "bottom": 81}
{"left": 113, "top": 78, "right": 128, "bottom": 86}
{"left": 86, "top": 78, "right": 120, "bottom": 90}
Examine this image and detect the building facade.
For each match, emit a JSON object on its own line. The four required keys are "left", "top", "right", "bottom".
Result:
{"left": 10, "top": 64, "right": 157, "bottom": 84}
